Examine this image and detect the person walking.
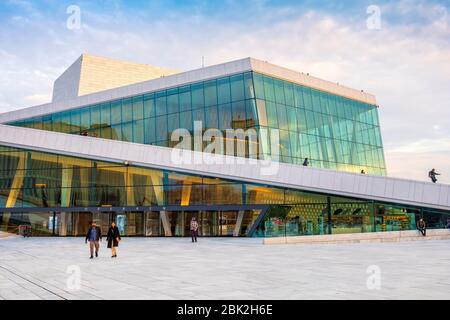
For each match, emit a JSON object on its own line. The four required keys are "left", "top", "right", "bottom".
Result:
{"left": 190, "top": 217, "right": 199, "bottom": 243}
{"left": 106, "top": 221, "right": 121, "bottom": 258}
{"left": 428, "top": 168, "right": 440, "bottom": 183}
{"left": 361, "top": 169, "right": 366, "bottom": 174}
{"left": 85, "top": 221, "right": 101, "bottom": 259}
{"left": 303, "top": 158, "right": 309, "bottom": 167}
{"left": 417, "top": 218, "right": 426, "bottom": 237}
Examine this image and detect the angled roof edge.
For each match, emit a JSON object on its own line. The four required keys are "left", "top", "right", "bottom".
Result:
{"left": 249, "top": 58, "right": 377, "bottom": 106}
{"left": 0, "top": 125, "right": 448, "bottom": 211}
{"left": 0, "top": 57, "right": 377, "bottom": 124}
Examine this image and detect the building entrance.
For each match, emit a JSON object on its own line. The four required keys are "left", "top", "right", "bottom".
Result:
{"left": 2, "top": 206, "right": 266, "bottom": 237}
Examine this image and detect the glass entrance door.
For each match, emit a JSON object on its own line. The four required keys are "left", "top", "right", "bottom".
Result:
{"left": 220, "top": 211, "right": 238, "bottom": 236}
{"left": 145, "top": 211, "right": 162, "bottom": 236}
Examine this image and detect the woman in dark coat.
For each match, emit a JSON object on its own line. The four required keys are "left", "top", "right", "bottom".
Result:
{"left": 106, "top": 221, "right": 121, "bottom": 258}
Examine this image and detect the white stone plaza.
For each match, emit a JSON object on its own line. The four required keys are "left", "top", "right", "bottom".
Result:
{"left": 0, "top": 235, "right": 449, "bottom": 300}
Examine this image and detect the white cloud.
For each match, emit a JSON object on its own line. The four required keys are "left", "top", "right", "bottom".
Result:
{"left": 0, "top": 0, "right": 449, "bottom": 182}
{"left": 23, "top": 93, "right": 52, "bottom": 105}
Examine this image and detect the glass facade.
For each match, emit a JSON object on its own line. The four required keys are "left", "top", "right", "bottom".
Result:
{"left": 8, "top": 72, "right": 386, "bottom": 175}
{"left": 252, "top": 73, "right": 386, "bottom": 174}
{"left": 0, "top": 145, "right": 447, "bottom": 237}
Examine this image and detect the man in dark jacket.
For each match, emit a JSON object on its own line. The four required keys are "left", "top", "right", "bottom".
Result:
{"left": 85, "top": 221, "right": 102, "bottom": 259}
{"left": 417, "top": 218, "right": 426, "bottom": 237}
{"left": 428, "top": 169, "right": 440, "bottom": 183}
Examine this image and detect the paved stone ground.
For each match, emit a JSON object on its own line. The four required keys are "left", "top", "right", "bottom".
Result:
{"left": 0, "top": 236, "right": 449, "bottom": 300}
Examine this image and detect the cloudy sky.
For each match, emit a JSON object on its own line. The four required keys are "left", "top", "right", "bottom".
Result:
{"left": 0, "top": 0, "right": 449, "bottom": 183}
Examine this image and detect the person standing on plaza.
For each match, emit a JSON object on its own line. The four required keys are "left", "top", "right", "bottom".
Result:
{"left": 107, "top": 221, "right": 121, "bottom": 258}
{"left": 190, "top": 217, "right": 199, "bottom": 243}
{"left": 417, "top": 218, "right": 426, "bottom": 237}
{"left": 85, "top": 221, "right": 102, "bottom": 259}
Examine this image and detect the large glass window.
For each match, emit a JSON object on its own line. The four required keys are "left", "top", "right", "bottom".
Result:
{"left": 205, "top": 106, "right": 218, "bottom": 129}
{"left": 8, "top": 71, "right": 385, "bottom": 175}
{"left": 132, "top": 96, "right": 144, "bottom": 121}
{"left": 144, "top": 117, "right": 156, "bottom": 144}
{"left": 191, "top": 83, "right": 204, "bottom": 109}
{"left": 155, "top": 93, "right": 167, "bottom": 116}
{"left": 121, "top": 98, "right": 133, "bottom": 123}
{"left": 111, "top": 100, "right": 122, "bottom": 125}
{"left": 143, "top": 94, "right": 155, "bottom": 118}
{"left": 100, "top": 102, "right": 111, "bottom": 127}
{"left": 167, "top": 92, "right": 179, "bottom": 114}
{"left": 179, "top": 86, "right": 191, "bottom": 111}
{"left": 230, "top": 74, "right": 245, "bottom": 102}
{"left": 218, "top": 104, "right": 232, "bottom": 130}
{"left": 156, "top": 115, "right": 168, "bottom": 142}
{"left": 217, "top": 77, "right": 231, "bottom": 104}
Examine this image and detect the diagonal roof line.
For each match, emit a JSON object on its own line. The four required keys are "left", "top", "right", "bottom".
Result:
{"left": 0, "top": 124, "right": 448, "bottom": 211}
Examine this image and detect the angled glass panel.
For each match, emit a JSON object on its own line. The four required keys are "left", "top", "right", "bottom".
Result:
{"left": 245, "top": 99, "right": 258, "bottom": 128}
{"left": 70, "top": 109, "right": 81, "bottom": 133}
{"left": 263, "top": 76, "right": 275, "bottom": 102}
{"left": 132, "top": 96, "right": 144, "bottom": 121}
{"left": 253, "top": 73, "right": 265, "bottom": 100}
{"left": 179, "top": 86, "right": 191, "bottom": 112}
{"left": 100, "top": 102, "right": 111, "bottom": 128}
{"left": 156, "top": 115, "right": 168, "bottom": 142}
{"left": 231, "top": 101, "right": 246, "bottom": 129}
{"left": 204, "top": 80, "right": 218, "bottom": 107}
{"left": 143, "top": 94, "right": 155, "bottom": 118}
{"left": 155, "top": 93, "right": 167, "bottom": 116}
{"left": 205, "top": 106, "right": 218, "bottom": 129}
{"left": 284, "top": 81, "right": 295, "bottom": 107}
{"left": 218, "top": 103, "right": 232, "bottom": 130}
{"left": 121, "top": 98, "right": 133, "bottom": 123}
{"left": 144, "top": 117, "right": 156, "bottom": 144}
{"left": 134, "top": 119, "right": 144, "bottom": 144}
{"left": 191, "top": 83, "right": 204, "bottom": 109}
{"left": 111, "top": 100, "right": 122, "bottom": 125}
{"left": 179, "top": 110, "right": 193, "bottom": 132}
{"left": 244, "top": 72, "right": 255, "bottom": 100}
{"left": 122, "top": 122, "right": 133, "bottom": 142}
{"left": 230, "top": 74, "right": 245, "bottom": 102}
{"left": 217, "top": 77, "right": 231, "bottom": 104}
{"left": 274, "top": 79, "right": 285, "bottom": 105}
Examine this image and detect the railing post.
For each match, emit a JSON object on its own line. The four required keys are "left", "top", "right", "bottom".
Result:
{"left": 327, "top": 196, "right": 332, "bottom": 235}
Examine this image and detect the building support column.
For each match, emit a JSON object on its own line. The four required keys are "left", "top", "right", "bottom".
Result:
{"left": 59, "top": 165, "right": 73, "bottom": 236}
{"left": 160, "top": 211, "right": 172, "bottom": 237}
{"left": 181, "top": 181, "right": 192, "bottom": 206}
{"left": 125, "top": 170, "right": 135, "bottom": 206}
{"left": 233, "top": 210, "right": 245, "bottom": 237}
{"left": 147, "top": 171, "right": 172, "bottom": 236}
{"left": 327, "top": 196, "right": 332, "bottom": 235}
{"left": 79, "top": 168, "right": 90, "bottom": 207}
{"left": 4, "top": 153, "right": 27, "bottom": 227}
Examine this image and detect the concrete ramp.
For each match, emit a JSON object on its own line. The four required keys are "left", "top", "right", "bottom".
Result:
{"left": 264, "top": 229, "right": 450, "bottom": 245}
{"left": 0, "top": 124, "right": 449, "bottom": 211}
{"left": 0, "top": 231, "right": 17, "bottom": 240}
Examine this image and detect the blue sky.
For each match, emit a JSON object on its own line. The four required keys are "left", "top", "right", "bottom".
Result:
{"left": 0, "top": 0, "right": 449, "bottom": 182}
